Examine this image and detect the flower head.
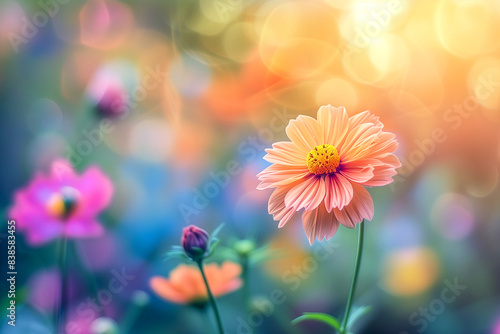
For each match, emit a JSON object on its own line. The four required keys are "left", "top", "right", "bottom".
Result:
{"left": 258, "top": 105, "right": 400, "bottom": 244}
{"left": 150, "top": 261, "right": 242, "bottom": 307}
{"left": 182, "top": 225, "right": 210, "bottom": 260}
{"left": 8, "top": 159, "right": 113, "bottom": 246}
{"left": 94, "top": 85, "right": 126, "bottom": 119}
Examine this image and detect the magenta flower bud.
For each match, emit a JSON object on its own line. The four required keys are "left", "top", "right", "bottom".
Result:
{"left": 182, "top": 225, "right": 209, "bottom": 260}
{"left": 95, "top": 86, "right": 126, "bottom": 119}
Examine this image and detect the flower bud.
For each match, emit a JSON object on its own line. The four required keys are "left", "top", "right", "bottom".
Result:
{"left": 234, "top": 240, "right": 256, "bottom": 257}
{"left": 94, "top": 86, "right": 126, "bottom": 119}
{"left": 182, "top": 225, "right": 209, "bottom": 260}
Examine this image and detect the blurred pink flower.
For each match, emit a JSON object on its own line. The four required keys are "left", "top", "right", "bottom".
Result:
{"left": 494, "top": 316, "right": 500, "bottom": 334}
{"left": 28, "top": 268, "right": 60, "bottom": 313}
{"left": 95, "top": 84, "right": 127, "bottom": 118}
{"left": 258, "top": 105, "right": 400, "bottom": 244}
{"left": 8, "top": 159, "right": 113, "bottom": 246}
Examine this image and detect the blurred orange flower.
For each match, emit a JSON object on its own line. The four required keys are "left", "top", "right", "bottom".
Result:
{"left": 150, "top": 261, "right": 242, "bottom": 305}
{"left": 258, "top": 105, "right": 400, "bottom": 244}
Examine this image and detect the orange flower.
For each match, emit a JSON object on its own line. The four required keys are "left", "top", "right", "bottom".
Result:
{"left": 150, "top": 261, "right": 242, "bottom": 305}
{"left": 258, "top": 105, "right": 400, "bottom": 244}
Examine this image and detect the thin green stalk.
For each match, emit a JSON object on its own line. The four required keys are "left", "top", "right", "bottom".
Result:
{"left": 196, "top": 260, "right": 225, "bottom": 334}
{"left": 339, "top": 221, "right": 365, "bottom": 334}
{"left": 55, "top": 236, "right": 68, "bottom": 332}
{"left": 241, "top": 254, "right": 250, "bottom": 311}
{"left": 200, "top": 309, "right": 217, "bottom": 334}
{"left": 276, "top": 303, "right": 304, "bottom": 334}
{"left": 120, "top": 301, "right": 143, "bottom": 333}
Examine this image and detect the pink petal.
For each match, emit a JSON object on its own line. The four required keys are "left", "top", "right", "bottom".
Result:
{"left": 285, "top": 115, "right": 323, "bottom": 153}
{"left": 363, "top": 167, "right": 398, "bottom": 186}
{"left": 257, "top": 164, "right": 309, "bottom": 190}
{"left": 363, "top": 170, "right": 398, "bottom": 186}
{"left": 264, "top": 141, "right": 307, "bottom": 166}
{"left": 361, "top": 154, "right": 401, "bottom": 186}
{"left": 277, "top": 209, "right": 296, "bottom": 228}
{"left": 340, "top": 159, "right": 379, "bottom": 183}
{"left": 302, "top": 203, "right": 340, "bottom": 245}
{"left": 333, "top": 183, "right": 374, "bottom": 228}
{"left": 285, "top": 176, "right": 326, "bottom": 211}
{"left": 324, "top": 173, "right": 353, "bottom": 212}
{"left": 381, "top": 153, "right": 402, "bottom": 168}
{"left": 349, "top": 110, "right": 383, "bottom": 128}
{"left": 353, "top": 132, "right": 399, "bottom": 162}
{"left": 50, "top": 159, "right": 76, "bottom": 182}
{"left": 64, "top": 218, "right": 104, "bottom": 238}
{"left": 268, "top": 185, "right": 297, "bottom": 228}
{"left": 369, "top": 136, "right": 400, "bottom": 160}
{"left": 23, "top": 173, "right": 62, "bottom": 205}
{"left": 317, "top": 105, "right": 349, "bottom": 147}
{"left": 9, "top": 191, "right": 47, "bottom": 227}
{"left": 77, "top": 166, "right": 114, "bottom": 215}
{"left": 9, "top": 191, "right": 64, "bottom": 245}
{"left": 340, "top": 123, "right": 382, "bottom": 162}
{"left": 25, "top": 223, "right": 64, "bottom": 246}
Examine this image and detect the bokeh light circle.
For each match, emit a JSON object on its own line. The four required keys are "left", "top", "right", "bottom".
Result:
{"left": 431, "top": 193, "right": 475, "bottom": 240}
{"left": 170, "top": 53, "right": 212, "bottom": 98}
{"left": 316, "top": 77, "right": 358, "bottom": 111}
{"left": 382, "top": 247, "right": 440, "bottom": 296}
{"left": 436, "top": 0, "right": 500, "bottom": 58}
{"left": 467, "top": 57, "right": 500, "bottom": 113}
{"left": 129, "top": 119, "right": 174, "bottom": 163}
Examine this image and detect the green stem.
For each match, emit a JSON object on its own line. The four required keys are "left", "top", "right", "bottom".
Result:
{"left": 197, "top": 260, "right": 225, "bottom": 334}
{"left": 55, "top": 236, "right": 68, "bottom": 332}
{"left": 339, "top": 220, "right": 365, "bottom": 334}
{"left": 277, "top": 303, "right": 304, "bottom": 334}
{"left": 120, "top": 301, "right": 143, "bottom": 333}
{"left": 241, "top": 254, "right": 250, "bottom": 311}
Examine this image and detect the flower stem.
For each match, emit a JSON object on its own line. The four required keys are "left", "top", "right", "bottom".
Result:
{"left": 196, "top": 260, "right": 225, "bottom": 334}
{"left": 241, "top": 254, "right": 250, "bottom": 311}
{"left": 339, "top": 220, "right": 365, "bottom": 334}
{"left": 119, "top": 294, "right": 147, "bottom": 333}
{"left": 55, "top": 235, "right": 68, "bottom": 332}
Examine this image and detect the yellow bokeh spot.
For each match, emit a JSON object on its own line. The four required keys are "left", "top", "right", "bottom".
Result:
{"left": 258, "top": 2, "right": 340, "bottom": 79}
{"left": 383, "top": 248, "right": 440, "bottom": 296}
{"left": 306, "top": 144, "right": 340, "bottom": 175}
{"left": 468, "top": 57, "right": 500, "bottom": 113}
{"left": 436, "top": 0, "right": 500, "bottom": 58}
{"left": 222, "top": 22, "right": 255, "bottom": 63}
{"left": 316, "top": 77, "right": 358, "bottom": 111}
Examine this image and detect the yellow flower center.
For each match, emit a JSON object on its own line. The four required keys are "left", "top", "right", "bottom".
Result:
{"left": 306, "top": 144, "right": 340, "bottom": 175}
{"left": 47, "top": 194, "right": 65, "bottom": 217}
{"left": 46, "top": 187, "right": 80, "bottom": 220}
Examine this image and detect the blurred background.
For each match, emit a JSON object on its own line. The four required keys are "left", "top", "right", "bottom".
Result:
{"left": 1, "top": 0, "right": 500, "bottom": 333}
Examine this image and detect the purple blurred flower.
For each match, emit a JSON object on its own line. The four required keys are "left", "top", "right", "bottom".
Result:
{"left": 28, "top": 268, "right": 60, "bottom": 313}
{"left": 182, "top": 225, "right": 209, "bottom": 260}
{"left": 8, "top": 159, "right": 113, "bottom": 246}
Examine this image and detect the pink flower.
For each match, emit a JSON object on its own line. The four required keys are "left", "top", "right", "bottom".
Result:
{"left": 8, "top": 159, "right": 113, "bottom": 246}
{"left": 257, "top": 105, "right": 400, "bottom": 244}
{"left": 94, "top": 84, "right": 127, "bottom": 119}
